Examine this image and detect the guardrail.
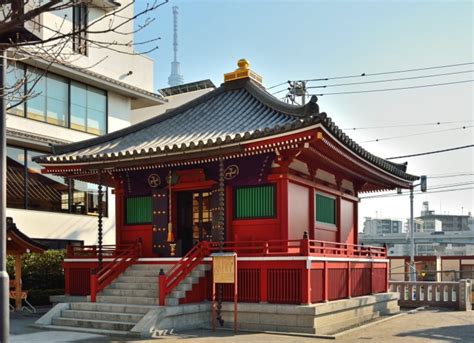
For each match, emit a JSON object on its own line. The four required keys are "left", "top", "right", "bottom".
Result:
{"left": 389, "top": 280, "right": 472, "bottom": 311}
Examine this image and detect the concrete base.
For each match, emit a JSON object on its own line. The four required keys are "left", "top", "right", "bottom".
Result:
{"left": 220, "top": 292, "right": 400, "bottom": 335}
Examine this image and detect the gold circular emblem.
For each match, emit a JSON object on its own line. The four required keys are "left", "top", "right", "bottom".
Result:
{"left": 224, "top": 165, "right": 239, "bottom": 180}
{"left": 148, "top": 174, "right": 161, "bottom": 188}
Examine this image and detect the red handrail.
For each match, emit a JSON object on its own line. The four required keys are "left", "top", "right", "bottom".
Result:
{"left": 159, "top": 241, "right": 209, "bottom": 305}
{"left": 90, "top": 241, "right": 141, "bottom": 302}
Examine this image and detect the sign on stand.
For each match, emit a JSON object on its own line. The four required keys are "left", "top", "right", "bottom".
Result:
{"left": 212, "top": 252, "right": 237, "bottom": 333}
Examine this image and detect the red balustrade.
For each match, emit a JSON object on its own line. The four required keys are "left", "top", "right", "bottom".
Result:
{"left": 89, "top": 241, "right": 142, "bottom": 302}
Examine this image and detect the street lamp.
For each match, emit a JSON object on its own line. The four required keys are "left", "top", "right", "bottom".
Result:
{"left": 409, "top": 175, "right": 427, "bottom": 282}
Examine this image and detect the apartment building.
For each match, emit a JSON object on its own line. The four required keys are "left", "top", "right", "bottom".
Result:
{"left": 5, "top": 1, "right": 210, "bottom": 247}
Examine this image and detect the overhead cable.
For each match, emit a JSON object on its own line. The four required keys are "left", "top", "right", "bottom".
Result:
{"left": 360, "top": 125, "right": 473, "bottom": 143}
{"left": 386, "top": 144, "right": 474, "bottom": 159}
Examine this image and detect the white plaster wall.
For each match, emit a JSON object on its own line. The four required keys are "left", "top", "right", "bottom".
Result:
{"left": 37, "top": 1, "right": 154, "bottom": 92}
{"left": 108, "top": 92, "right": 132, "bottom": 132}
{"left": 131, "top": 88, "right": 213, "bottom": 124}
{"left": 6, "top": 190, "right": 116, "bottom": 245}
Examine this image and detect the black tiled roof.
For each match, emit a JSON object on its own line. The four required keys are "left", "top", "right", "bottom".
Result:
{"left": 34, "top": 78, "right": 418, "bottom": 181}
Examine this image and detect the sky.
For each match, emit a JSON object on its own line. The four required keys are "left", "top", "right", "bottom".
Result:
{"left": 135, "top": 0, "right": 474, "bottom": 230}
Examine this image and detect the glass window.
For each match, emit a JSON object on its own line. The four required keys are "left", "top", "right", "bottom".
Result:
{"left": 6, "top": 146, "right": 26, "bottom": 209}
{"left": 73, "top": 3, "right": 88, "bottom": 55}
{"left": 71, "top": 180, "right": 107, "bottom": 216}
{"left": 234, "top": 184, "right": 275, "bottom": 219}
{"left": 26, "top": 69, "right": 47, "bottom": 122}
{"left": 46, "top": 74, "right": 68, "bottom": 126}
{"left": 6, "top": 62, "right": 25, "bottom": 117}
{"left": 315, "top": 193, "right": 336, "bottom": 225}
{"left": 70, "top": 82, "right": 106, "bottom": 135}
{"left": 26, "top": 150, "right": 69, "bottom": 212}
{"left": 126, "top": 196, "right": 152, "bottom": 225}
{"left": 6, "top": 145, "right": 107, "bottom": 216}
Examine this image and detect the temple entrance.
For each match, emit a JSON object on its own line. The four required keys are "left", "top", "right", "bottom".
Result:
{"left": 177, "top": 190, "right": 212, "bottom": 255}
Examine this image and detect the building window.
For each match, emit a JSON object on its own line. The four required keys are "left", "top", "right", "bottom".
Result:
{"left": 126, "top": 196, "right": 152, "bottom": 225}
{"left": 315, "top": 193, "right": 336, "bottom": 225}
{"left": 26, "top": 70, "right": 69, "bottom": 126}
{"left": 6, "top": 62, "right": 107, "bottom": 136}
{"left": 6, "top": 145, "right": 107, "bottom": 216}
{"left": 71, "top": 82, "right": 107, "bottom": 135}
{"left": 6, "top": 62, "right": 25, "bottom": 117}
{"left": 73, "top": 3, "right": 88, "bottom": 55}
{"left": 234, "top": 184, "right": 276, "bottom": 219}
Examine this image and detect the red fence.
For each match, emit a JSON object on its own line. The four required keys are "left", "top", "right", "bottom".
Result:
{"left": 63, "top": 239, "right": 388, "bottom": 303}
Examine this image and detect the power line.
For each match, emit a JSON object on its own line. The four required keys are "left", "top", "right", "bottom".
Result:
{"left": 304, "top": 62, "right": 474, "bottom": 82}
{"left": 360, "top": 125, "right": 473, "bottom": 143}
{"left": 427, "top": 173, "right": 474, "bottom": 179}
{"left": 360, "top": 186, "right": 474, "bottom": 199}
{"left": 307, "top": 70, "right": 474, "bottom": 89}
{"left": 267, "top": 61, "right": 474, "bottom": 90}
{"left": 386, "top": 144, "right": 474, "bottom": 159}
{"left": 344, "top": 120, "right": 473, "bottom": 131}
{"left": 310, "top": 79, "right": 474, "bottom": 96}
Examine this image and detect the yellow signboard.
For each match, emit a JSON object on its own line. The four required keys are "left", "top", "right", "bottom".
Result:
{"left": 213, "top": 254, "right": 236, "bottom": 284}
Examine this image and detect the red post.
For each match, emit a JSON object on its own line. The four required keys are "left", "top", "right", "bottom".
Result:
{"left": 90, "top": 270, "right": 98, "bottom": 303}
{"left": 323, "top": 260, "right": 329, "bottom": 301}
{"left": 300, "top": 232, "right": 309, "bottom": 256}
{"left": 347, "top": 261, "right": 352, "bottom": 298}
{"left": 159, "top": 269, "right": 166, "bottom": 306}
{"left": 260, "top": 265, "right": 268, "bottom": 303}
{"left": 302, "top": 263, "right": 311, "bottom": 304}
{"left": 66, "top": 244, "right": 73, "bottom": 258}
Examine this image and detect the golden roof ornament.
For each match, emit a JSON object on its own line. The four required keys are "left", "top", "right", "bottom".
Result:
{"left": 224, "top": 58, "right": 263, "bottom": 84}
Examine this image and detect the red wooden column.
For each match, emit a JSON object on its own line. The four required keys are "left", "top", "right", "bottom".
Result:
{"left": 114, "top": 184, "right": 124, "bottom": 245}
{"left": 323, "top": 260, "right": 329, "bottom": 301}
{"left": 347, "top": 261, "right": 352, "bottom": 298}
{"left": 301, "top": 234, "right": 311, "bottom": 304}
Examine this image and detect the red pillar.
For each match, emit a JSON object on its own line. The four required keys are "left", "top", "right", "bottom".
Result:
{"left": 347, "top": 261, "right": 352, "bottom": 298}
{"left": 323, "top": 260, "right": 329, "bottom": 301}
{"left": 302, "top": 262, "right": 311, "bottom": 304}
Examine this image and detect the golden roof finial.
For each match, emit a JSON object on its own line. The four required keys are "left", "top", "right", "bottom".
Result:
{"left": 224, "top": 58, "right": 262, "bottom": 84}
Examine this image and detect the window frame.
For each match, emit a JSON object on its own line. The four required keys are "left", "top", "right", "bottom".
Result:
{"left": 7, "top": 62, "right": 108, "bottom": 136}
{"left": 125, "top": 195, "right": 153, "bottom": 225}
{"left": 72, "top": 3, "right": 88, "bottom": 55}
{"left": 6, "top": 144, "right": 108, "bottom": 217}
{"left": 233, "top": 183, "right": 277, "bottom": 220}
{"left": 315, "top": 191, "right": 337, "bottom": 227}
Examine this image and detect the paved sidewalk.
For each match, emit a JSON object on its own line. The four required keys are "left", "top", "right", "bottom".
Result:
{"left": 9, "top": 308, "right": 474, "bottom": 342}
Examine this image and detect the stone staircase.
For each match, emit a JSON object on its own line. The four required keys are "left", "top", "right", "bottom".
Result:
{"left": 37, "top": 263, "right": 211, "bottom": 336}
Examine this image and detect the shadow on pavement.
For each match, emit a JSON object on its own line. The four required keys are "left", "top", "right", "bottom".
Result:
{"left": 396, "top": 324, "right": 474, "bottom": 342}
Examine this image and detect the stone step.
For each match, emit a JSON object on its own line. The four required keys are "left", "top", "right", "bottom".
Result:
{"left": 101, "top": 288, "right": 157, "bottom": 298}
{"left": 117, "top": 276, "right": 157, "bottom": 283}
{"left": 70, "top": 302, "right": 154, "bottom": 314}
{"left": 52, "top": 317, "right": 135, "bottom": 332}
{"left": 176, "top": 282, "right": 193, "bottom": 292}
{"left": 122, "top": 270, "right": 164, "bottom": 277}
{"left": 61, "top": 309, "right": 143, "bottom": 323}
{"left": 165, "top": 297, "right": 179, "bottom": 306}
{"left": 97, "top": 295, "right": 158, "bottom": 306}
{"left": 108, "top": 282, "right": 158, "bottom": 290}
{"left": 170, "top": 290, "right": 186, "bottom": 299}
{"left": 128, "top": 264, "right": 173, "bottom": 271}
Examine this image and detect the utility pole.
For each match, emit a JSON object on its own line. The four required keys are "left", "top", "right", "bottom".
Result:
{"left": 287, "top": 80, "right": 307, "bottom": 105}
{"left": 0, "top": 48, "right": 9, "bottom": 343}
{"left": 408, "top": 175, "right": 427, "bottom": 282}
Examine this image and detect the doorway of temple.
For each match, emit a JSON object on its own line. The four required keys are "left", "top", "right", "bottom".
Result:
{"left": 177, "top": 190, "right": 212, "bottom": 255}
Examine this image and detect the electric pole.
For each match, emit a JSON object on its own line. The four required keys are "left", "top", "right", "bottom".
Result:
{"left": 409, "top": 175, "right": 427, "bottom": 282}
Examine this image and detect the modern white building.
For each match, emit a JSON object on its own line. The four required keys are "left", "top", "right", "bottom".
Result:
{"left": 363, "top": 217, "right": 403, "bottom": 235}
{"left": 5, "top": 1, "right": 211, "bottom": 247}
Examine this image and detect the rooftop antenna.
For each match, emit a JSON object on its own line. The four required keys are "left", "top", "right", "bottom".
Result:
{"left": 168, "top": 6, "right": 184, "bottom": 87}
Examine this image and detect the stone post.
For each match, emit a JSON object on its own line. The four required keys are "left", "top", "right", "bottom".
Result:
{"left": 458, "top": 279, "right": 472, "bottom": 311}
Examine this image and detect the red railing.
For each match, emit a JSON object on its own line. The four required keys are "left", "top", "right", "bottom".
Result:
{"left": 90, "top": 241, "right": 142, "bottom": 302}
{"left": 159, "top": 241, "right": 209, "bottom": 306}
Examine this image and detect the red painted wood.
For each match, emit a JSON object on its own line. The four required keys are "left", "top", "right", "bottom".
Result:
{"left": 222, "top": 269, "right": 260, "bottom": 302}
{"left": 267, "top": 269, "right": 302, "bottom": 304}
{"left": 69, "top": 269, "right": 91, "bottom": 296}
{"left": 340, "top": 199, "right": 355, "bottom": 244}
{"left": 180, "top": 271, "right": 211, "bottom": 304}
{"left": 351, "top": 268, "right": 371, "bottom": 297}
{"left": 328, "top": 269, "right": 348, "bottom": 300}
{"left": 288, "top": 181, "right": 309, "bottom": 241}
{"left": 310, "top": 269, "right": 324, "bottom": 303}
{"left": 372, "top": 268, "right": 387, "bottom": 293}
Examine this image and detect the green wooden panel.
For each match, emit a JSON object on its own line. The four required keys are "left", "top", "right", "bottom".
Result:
{"left": 126, "top": 196, "right": 152, "bottom": 224}
{"left": 316, "top": 194, "right": 336, "bottom": 224}
{"left": 235, "top": 184, "right": 275, "bottom": 219}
